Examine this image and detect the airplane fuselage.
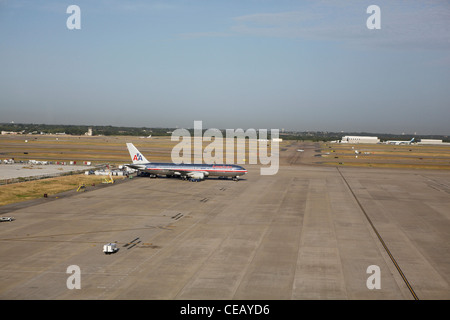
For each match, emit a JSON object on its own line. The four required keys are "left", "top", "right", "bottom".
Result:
{"left": 138, "top": 163, "right": 247, "bottom": 177}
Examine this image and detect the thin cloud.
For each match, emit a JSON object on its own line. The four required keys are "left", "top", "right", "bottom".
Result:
{"left": 98, "top": 0, "right": 179, "bottom": 13}
{"left": 178, "top": 31, "right": 232, "bottom": 40}
{"left": 226, "top": 2, "right": 450, "bottom": 51}
{"left": 233, "top": 11, "right": 323, "bottom": 26}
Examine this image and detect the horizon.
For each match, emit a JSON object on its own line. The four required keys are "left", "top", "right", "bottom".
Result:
{"left": 1, "top": 1, "right": 449, "bottom": 135}
{"left": 1, "top": 121, "right": 448, "bottom": 138}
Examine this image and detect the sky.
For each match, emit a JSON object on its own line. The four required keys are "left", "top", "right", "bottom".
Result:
{"left": 0, "top": 0, "right": 449, "bottom": 134}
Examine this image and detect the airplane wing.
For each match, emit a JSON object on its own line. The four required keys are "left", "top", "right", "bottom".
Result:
{"left": 124, "top": 163, "right": 147, "bottom": 170}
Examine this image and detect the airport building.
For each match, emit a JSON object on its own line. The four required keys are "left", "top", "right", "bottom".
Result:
{"left": 418, "top": 139, "right": 450, "bottom": 145}
{"left": 340, "top": 136, "right": 380, "bottom": 144}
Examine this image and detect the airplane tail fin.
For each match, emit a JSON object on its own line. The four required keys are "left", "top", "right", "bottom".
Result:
{"left": 411, "top": 137, "right": 415, "bottom": 142}
{"left": 126, "top": 143, "right": 150, "bottom": 164}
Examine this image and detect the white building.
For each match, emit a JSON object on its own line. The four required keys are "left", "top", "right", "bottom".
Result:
{"left": 341, "top": 136, "right": 380, "bottom": 144}
{"left": 417, "top": 139, "right": 450, "bottom": 145}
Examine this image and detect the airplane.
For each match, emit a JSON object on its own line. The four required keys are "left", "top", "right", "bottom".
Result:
{"left": 385, "top": 137, "right": 415, "bottom": 145}
{"left": 125, "top": 143, "right": 247, "bottom": 181}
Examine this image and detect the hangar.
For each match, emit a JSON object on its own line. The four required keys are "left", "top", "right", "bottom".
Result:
{"left": 340, "top": 136, "right": 380, "bottom": 144}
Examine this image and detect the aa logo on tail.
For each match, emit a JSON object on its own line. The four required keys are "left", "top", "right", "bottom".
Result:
{"left": 133, "top": 153, "right": 143, "bottom": 161}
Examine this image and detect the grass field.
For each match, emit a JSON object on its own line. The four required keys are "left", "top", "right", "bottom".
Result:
{"left": 1, "top": 134, "right": 450, "bottom": 207}
{"left": 0, "top": 134, "right": 273, "bottom": 164}
{"left": 0, "top": 174, "right": 108, "bottom": 206}
{"left": 0, "top": 134, "right": 278, "bottom": 206}
{"left": 318, "top": 142, "right": 450, "bottom": 170}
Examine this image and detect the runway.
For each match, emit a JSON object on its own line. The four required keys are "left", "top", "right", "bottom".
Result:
{"left": 0, "top": 142, "right": 449, "bottom": 299}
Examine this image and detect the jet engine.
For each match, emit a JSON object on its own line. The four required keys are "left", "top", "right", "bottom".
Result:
{"left": 187, "top": 172, "right": 205, "bottom": 180}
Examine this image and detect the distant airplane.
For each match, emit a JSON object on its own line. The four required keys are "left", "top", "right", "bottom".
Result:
{"left": 386, "top": 137, "right": 415, "bottom": 145}
{"left": 125, "top": 143, "right": 247, "bottom": 181}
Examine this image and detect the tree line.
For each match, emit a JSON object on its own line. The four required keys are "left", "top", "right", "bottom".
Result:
{"left": 1, "top": 123, "right": 448, "bottom": 142}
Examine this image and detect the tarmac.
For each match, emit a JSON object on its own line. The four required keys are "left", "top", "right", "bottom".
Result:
{"left": 0, "top": 163, "right": 94, "bottom": 180}
{"left": 0, "top": 142, "right": 449, "bottom": 300}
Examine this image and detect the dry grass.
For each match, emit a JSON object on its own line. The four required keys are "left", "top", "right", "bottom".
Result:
{"left": 0, "top": 135, "right": 268, "bottom": 164}
{"left": 324, "top": 162, "right": 450, "bottom": 170}
{"left": 0, "top": 174, "right": 108, "bottom": 206}
{"left": 0, "top": 134, "right": 282, "bottom": 207}
{"left": 319, "top": 142, "right": 450, "bottom": 170}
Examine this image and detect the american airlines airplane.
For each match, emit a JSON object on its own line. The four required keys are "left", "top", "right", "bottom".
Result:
{"left": 125, "top": 143, "right": 247, "bottom": 181}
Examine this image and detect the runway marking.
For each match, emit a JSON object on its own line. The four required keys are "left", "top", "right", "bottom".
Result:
{"left": 336, "top": 167, "right": 419, "bottom": 300}
{"left": 96, "top": 212, "right": 205, "bottom": 299}
{"left": 171, "top": 213, "right": 183, "bottom": 220}
{"left": 123, "top": 237, "right": 140, "bottom": 247}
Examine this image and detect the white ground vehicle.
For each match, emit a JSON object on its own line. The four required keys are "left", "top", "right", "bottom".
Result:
{"left": 103, "top": 243, "right": 118, "bottom": 254}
